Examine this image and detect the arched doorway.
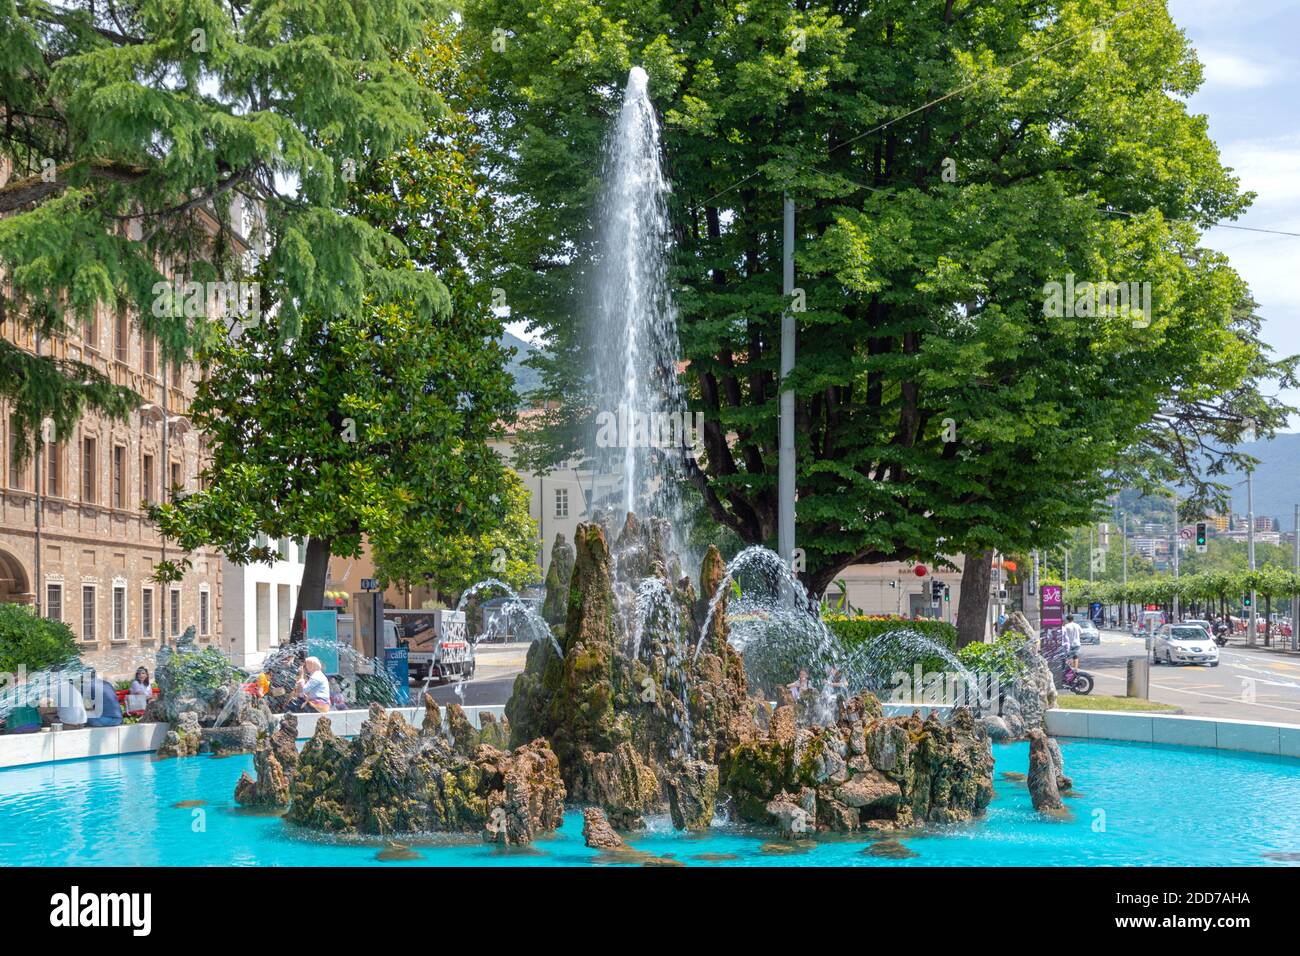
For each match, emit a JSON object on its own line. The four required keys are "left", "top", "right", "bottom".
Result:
{"left": 0, "top": 549, "right": 33, "bottom": 605}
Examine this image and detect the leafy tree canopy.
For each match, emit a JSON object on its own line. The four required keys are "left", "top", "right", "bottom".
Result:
{"left": 0, "top": 0, "right": 447, "bottom": 450}
{"left": 151, "top": 17, "right": 520, "bottom": 628}
{"left": 465, "top": 0, "right": 1296, "bottom": 595}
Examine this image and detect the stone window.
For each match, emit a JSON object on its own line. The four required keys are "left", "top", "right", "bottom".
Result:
{"left": 46, "top": 583, "right": 62, "bottom": 622}
{"left": 142, "top": 453, "right": 156, "bottom": 506}
{"left": 81, "top": 585, "right": 96, "bottom": 642}
{"left": 142, "top": 588, "right": 154, "bottom": 640}
{"left": 81, "top": 436, "right": 97, "bottom": 503}
{"left": 112, "top": 445, "right": 126, "bottom": 508}
{"left": 112, "top": 584, "right": 127, "bottom": 643}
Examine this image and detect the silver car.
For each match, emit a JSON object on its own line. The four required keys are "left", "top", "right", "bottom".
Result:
{"left": 1077, "top": 619, "right": 1101, "bottom": 645}
{"left": 1153, "top": 624, "right": 1220, "bottom": 666}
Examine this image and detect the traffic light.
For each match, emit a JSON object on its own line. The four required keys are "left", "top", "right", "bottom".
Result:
{"left": 1243, "top": 594, "right": 1252, "bottom": 607}
{"left": 931, "top": 579, "right": 944, "bottom": 602}
{"left": 1196, "top": 522, "right": 1207, "bottom": 553}
{"left": 943, "top": 585, "right": 951, "bottom": 603}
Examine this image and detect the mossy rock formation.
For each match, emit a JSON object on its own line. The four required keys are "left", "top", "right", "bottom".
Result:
{"left": 505, "top": 519, "right": 756, "bottom": 825}
{"left": 235, "top": 700, "right": 564, "bottom": 845}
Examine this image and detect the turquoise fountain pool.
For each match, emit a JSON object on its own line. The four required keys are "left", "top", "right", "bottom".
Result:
{"left": 1, "top": 738, "right": 1296, "bottom": 866}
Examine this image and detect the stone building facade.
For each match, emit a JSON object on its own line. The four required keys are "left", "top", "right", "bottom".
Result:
{"left": 0, "top": 166, "right": 224, "bottom": 676}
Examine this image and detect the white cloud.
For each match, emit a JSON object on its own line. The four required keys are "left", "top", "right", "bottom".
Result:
{"left": 1221, "top": 134, "right": 1300, "bottom": 203}
{"left": 1197, "top": 50, "right": 1282, "bottom": 90}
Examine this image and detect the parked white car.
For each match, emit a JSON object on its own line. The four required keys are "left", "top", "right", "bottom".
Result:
{"left": 1077, "top": 619, "right": 1101, "bottom": 645}
{"left": 1152, "top": 624, "right": 1220, "bottom": 666}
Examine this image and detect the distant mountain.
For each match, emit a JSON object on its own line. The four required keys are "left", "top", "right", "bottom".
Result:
{"left": 499, "top": 330, "right": 545, "bottom": 403}
{"left": 1225, "top": 433, "right": 1300, "bottom": 527}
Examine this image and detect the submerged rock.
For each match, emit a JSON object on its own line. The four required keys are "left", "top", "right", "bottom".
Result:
{"left": 1027, "top": 729, "right": 1065, "bottom": 813}
{"left": 723, "top": 696, "right": 994, "bottom": 832}
{"left": 664, "top": 759, "right": 719, "bottom": 831}
{"left": 862, "top": 838, "right": 918, "bottom": 860}
{"left": 581, "top": 807, "right": 628, "bottom": 850}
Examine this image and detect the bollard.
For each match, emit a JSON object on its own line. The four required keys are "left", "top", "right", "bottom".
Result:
{"left": 1126, "top": 656, "right": 1149, "bottom": 700}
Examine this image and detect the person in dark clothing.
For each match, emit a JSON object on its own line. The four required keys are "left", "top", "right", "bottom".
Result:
{"left": 84, "top": 676, "right": 123, "bottom": 728}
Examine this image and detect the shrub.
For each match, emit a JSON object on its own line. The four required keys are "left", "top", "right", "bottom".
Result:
{"left": 0, "top": 603, "right": 79, "bottom": 675}
{"left": 824, "top": 615, "right": 958, "bottom": 650}
{"left": 956, "top": 630, "right": 1029, "bottom": 686}
{"left": 823, "top": 615, "right": 960, "bottom": 693}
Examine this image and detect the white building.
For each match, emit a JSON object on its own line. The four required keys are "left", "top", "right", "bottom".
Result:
{"left": 221, "top": 535, "right": 306, "bottom": 668}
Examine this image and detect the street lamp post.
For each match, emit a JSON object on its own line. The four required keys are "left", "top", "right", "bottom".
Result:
{"left": 1171, "top": 497, "right": 1180, "bottom": 623}
{"left": 777, "top": 195, "right": 796, "bottom": 576}
{"left": 1122, "top": 513, "right": 1128, "bottom": 628}
{"left": 1247, "top": 465, "right": 1257, "bottom": 647}
{"left": 1293, "top": 503, "right": 1299, "bottom": 652}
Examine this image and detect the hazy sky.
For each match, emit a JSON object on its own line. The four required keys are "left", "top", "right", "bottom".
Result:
{"left": 1170, "top": 0, "right": 1300, "bottom": 429}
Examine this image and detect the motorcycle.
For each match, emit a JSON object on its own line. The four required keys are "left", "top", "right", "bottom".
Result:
{"left": 1212, "top": 623, "right": 1230, "bottom": 647}
{"left": 1058, "top": 661, "right": 1094, "bottom": 695}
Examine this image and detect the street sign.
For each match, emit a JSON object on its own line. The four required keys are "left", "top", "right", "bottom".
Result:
{"left": 361, "top": 578, "right": 378, "bottom": 591}
{"left": 383, "top": 646, "right": 410, "bottom": 704}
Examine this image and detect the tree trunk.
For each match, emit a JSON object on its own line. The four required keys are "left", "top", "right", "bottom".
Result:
{"left": 290, "top": 536, "right": 333, "bottom": 644}
{"left": 956, "top": 550, "right": 993, "bottom": 648}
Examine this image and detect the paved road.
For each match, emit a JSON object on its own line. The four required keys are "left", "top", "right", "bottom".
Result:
{"left": 411, "top": 641, "right": 529, "bottom": 707}
{"left": 422, "top": 675, "right": 517, "bottom": 707}
{"left": 1079, "top": 630, "right": 1300, "bottom": 724}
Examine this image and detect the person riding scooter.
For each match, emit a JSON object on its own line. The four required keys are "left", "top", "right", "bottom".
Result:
{"left": 1212, "top": 619, "right": 1230, "bottom": 646}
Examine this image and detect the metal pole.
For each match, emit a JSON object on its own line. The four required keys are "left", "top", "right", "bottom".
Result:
{"left": 1063, "top": 547, "right": 1069, "bottom": 610}
{"left": 1122, "top": 513, "right": 1128, "bottom": 627}
{"left": 778, "top": 195, "right": 796, "bottom": 573}
{"left": 1171, "top": 497, "right": 1180, "bottom": 622}
{"left": 33, "top": 330, "right": 42, "bottom": 617}
{"left": 1089, "top": 526, "right": 1095, "bottom": 584}
{"left": 162, "top": 360, "right": 169, "bottom": 644}
{"left": 1293, "top": 503, "right": 1299, "bottom": 651}
{"left": 1247, "top": 467, "right": 1257, "bottom": 647}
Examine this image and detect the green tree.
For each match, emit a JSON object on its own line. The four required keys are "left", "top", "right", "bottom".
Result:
{"left": 466, "top": 0, "right": 1292, "bottom": 607}
{"left": 151, "top": 18, "right": 520, "bottom": 637}
{"left": 0, "top": 602, "right": 77, "bottom": 673}
{"left": 0, "top": 0, "right": 443, "bottom": 449}
{"left": 375, "top": 469, "right": 541, "bottom": 600}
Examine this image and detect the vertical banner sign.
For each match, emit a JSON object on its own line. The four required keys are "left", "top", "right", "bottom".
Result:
{"left": 1089, "top": 601, "right": 1104, "bottom": 627}
{"left": 384, "top": 646, "right": 410, "bottom": 705}
{"left": 1040, "top": 584, "right": 1065, "bottom": 661}
{"left": 304, "top": 609, "right": 340, "bottom": 674}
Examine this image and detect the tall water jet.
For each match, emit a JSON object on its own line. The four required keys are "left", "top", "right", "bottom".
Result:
{"left": 590, "top": 67, "right": 693, "bottom": 552}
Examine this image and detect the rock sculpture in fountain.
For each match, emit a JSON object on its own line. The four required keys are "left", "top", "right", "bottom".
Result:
{"left": 507, "top": 516, "right": 996, "bottom": 835}
{"left": 236, "top": 514, "right": 999, "bottom": 844}
{"left": 235, "top": 698, "right": 565, "bottom": 845}
{"left": 152, "top": 626, "right": 273, "bottom": 759}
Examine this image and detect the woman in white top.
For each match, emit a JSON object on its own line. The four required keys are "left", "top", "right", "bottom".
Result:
{"left": 292, "top": 657, "right": 332, "bottom": 713}
{"left": 126, "top": 666, "right": 153, "bottom": 713}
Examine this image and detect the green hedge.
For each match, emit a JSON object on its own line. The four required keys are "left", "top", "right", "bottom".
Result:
{"left": 0, "top": 603, "right": 78, "bottom": 674}
{"left": 824, "top": 616, "right": 960, "bottom": 691}
{"left": 824, "top": 616, "right": 958, "bottom": 650}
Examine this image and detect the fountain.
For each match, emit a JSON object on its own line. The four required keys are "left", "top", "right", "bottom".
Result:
{"left": 230, "top": 69, "right": 997, "bottom": 845}
{"left": 589, "top": 66, "right": 694, "bottom": 560}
